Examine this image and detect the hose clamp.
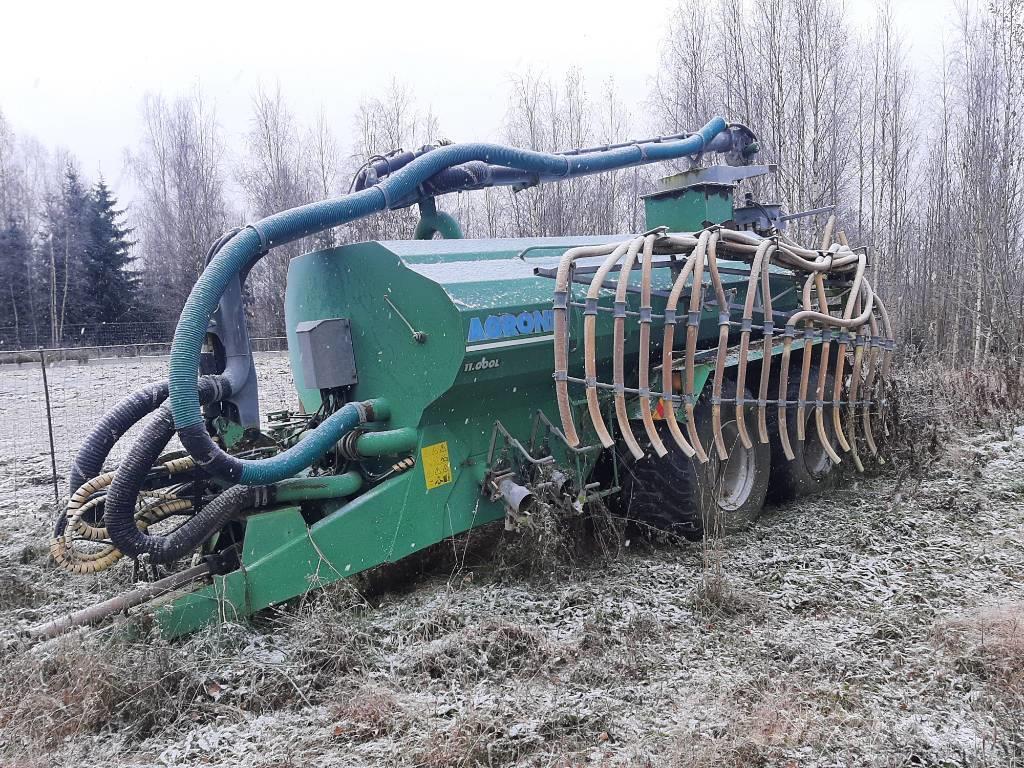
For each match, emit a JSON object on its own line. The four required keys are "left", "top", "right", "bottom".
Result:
{"left": 245, "top": 223, "right": 270, "bottom": 253}
{"left": 740, "top": 318, "right": 753, "bottom": 333}
{"left": 638, "top": 307, "right": 652, "bottom": 324}
{"left": 349, "top": 401, "right": 367, "bottom": 423}
{"left": 820, "top": 329, "right": 832, "bottom": 343}
{"left": 585, "top": 377, "right": 598, "bottom": 388}
{"left": 552, "top": 370, "right": 568, "bottom": 382}
{"left": 552, "top": 291, "right": 569, "bottom": 310}
{"left": 337, "top": 430, "right": 363, "bottom": 460}
{"left": 613, "top": 301, "right": 627, "bottom": 319}
{"left": 763, "top": 321, "right": 774, "bottom": 336}
{"left": 687, "top": 310, "right": 701, "bottom": 328}
{"left": 208, "top": 376, "right": 224, "bottom": 403}
{"left": 583, "top": 298, "right": 599, "bottom": 317}
{"left": 663, "top": 309, "right": 677, "bottom": 325}
{"left": 719, "top": 312, "right": 731, "bottom": 327}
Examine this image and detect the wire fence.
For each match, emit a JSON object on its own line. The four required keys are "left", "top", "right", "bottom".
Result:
{"left": 0, "top": 330, "right": 297, "bottom": 510}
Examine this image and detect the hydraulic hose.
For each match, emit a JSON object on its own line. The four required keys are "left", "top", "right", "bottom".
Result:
{"left": 636, "top": 234, "right": 668, "bottom": 458}
{"left": 611, "top": 237, "right": 646, "bottom": 460}
{"left": 51, "top": 498, "right": 193, "bottom": 575}
{"left": 170, "top": 119, "right": 730, "bottom": 485}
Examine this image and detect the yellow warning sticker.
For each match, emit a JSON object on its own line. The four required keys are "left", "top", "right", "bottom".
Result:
{"left": 421, "top": 441, "right": 453, "bottom": 490}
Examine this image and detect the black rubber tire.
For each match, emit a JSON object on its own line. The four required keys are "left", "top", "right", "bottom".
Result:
{"left": 766, "top": 363, "right": 839, "bottom": 502}
{"left": 620, "top": 422, "right": 709, "bottom": 541}
{"left": 621, "top": 380, "right": 771, "bottom": 539}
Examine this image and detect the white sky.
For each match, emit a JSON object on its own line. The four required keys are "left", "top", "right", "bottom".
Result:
{"left": 1, "top": 0, "right": 957, "bottom": 205}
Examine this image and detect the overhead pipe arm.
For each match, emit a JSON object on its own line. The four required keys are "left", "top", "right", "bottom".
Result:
{"left": 170, "top": 117, "right": 740, "bottom": 486}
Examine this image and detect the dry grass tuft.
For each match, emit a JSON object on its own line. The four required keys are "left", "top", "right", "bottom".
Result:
{"left": 936, "top": 602, "right": 1024, "bottom": 703}
{"left": 328, "top": 687, "right": 406, "bottom": 742}
{"left": 407, "top": 619, "right": 551, "bottom": 682}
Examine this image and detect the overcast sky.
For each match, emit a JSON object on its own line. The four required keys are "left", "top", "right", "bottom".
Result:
{"left": 2, "top": 0, "right": 957, "bottom": 204}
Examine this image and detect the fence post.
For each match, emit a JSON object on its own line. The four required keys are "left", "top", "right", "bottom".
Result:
{"left": 38, "top": 348, "right": 61, "bottom": 506}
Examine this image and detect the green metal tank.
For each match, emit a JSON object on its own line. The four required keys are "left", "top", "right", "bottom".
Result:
{"left": 159, "top": 177, "right": 801, "bottom": 636}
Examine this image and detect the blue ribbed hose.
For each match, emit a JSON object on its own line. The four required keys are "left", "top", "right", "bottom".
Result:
{"left": 170, "top": 117, "right": 730, "bottom": 485}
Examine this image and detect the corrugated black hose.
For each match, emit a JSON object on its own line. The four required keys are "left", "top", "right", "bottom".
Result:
{"left": 59, "top": 230, "right": 243, "bottom": 538}
{"left": 56, "top": 375, "right": 230, "bottom": 542}
{"left": 66, "top": 381, "right": 169, "bottom": 501}
{"left": 104, "top": 379, "right": 264, "bottom": 563}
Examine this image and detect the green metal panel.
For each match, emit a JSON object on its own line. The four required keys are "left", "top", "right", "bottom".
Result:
{"left": 643, "top": 185, "right": 734, "bottom": 231}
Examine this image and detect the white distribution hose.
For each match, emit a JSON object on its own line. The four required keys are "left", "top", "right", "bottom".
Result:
{"left": 662, "top": 232, "right": 708, "bottom": 460}
{"left": 612, "top": 237, "right": 647, "bottom": 460}
{"left": 584, "top": 239, "right": 642, "bottom": 449}
{"left": 636, "top": 234, "right": 669, "bottom": 458}
{"left": 551, "top": 225, "right": 889, "bottom": 472}
{"left": 553, "top": 243, "right": 623, "bottom": 447}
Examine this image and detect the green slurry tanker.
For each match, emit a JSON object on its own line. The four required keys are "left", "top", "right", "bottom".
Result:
{"left": 34, "top": 117, "right": 893, "bottom": 641}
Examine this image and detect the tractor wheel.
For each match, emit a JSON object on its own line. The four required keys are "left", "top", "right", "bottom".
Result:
{"left": 766, "top": 363, "right": 839, "bottom": 501}
{"left": 622, "top": 380, "right": 770, "bottom": 539}
{"left": 620, "top": 422, "right": 708, "bottom": 541}
{"left": 697, "top": 379, "right": 772, "bottom": 535}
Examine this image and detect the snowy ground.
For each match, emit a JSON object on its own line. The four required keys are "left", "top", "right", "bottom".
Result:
{"left": 1, "top": 360, "right": 1023, "bottom": 766}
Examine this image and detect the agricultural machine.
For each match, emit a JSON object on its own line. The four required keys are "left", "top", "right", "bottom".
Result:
{"left": 35, "top": 116, "right": 893, "bottom": 640}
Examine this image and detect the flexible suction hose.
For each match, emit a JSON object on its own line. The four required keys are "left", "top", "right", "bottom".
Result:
{"left": 102, "top": 376, "right": 234, "bottom": 562}
{"left": 169, "top": 119, "right": 730, "bottom": 484}
{"left": 66, "top": 381, "right": 170, "bottom": 498}
{"left": 105, "top": 407, "right": 251, "bottom": 562}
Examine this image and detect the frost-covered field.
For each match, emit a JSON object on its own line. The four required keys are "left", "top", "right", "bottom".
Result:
{"left": 1, "top": 359, "right": 1023, "bottom": 766}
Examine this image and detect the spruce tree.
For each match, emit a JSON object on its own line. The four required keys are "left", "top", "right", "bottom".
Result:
{"left": 0, "top": 217, "right": 32, "bottom": 347}
{"left": 84, "top": 178, "right": 137, "bottom": 331}
{"left": 38, "top": 165, "right": 91, "bottom": 345}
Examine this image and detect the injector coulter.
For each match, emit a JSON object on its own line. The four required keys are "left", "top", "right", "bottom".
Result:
{"left": 36, "top": 117, "right": 894, "bottom": 640}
